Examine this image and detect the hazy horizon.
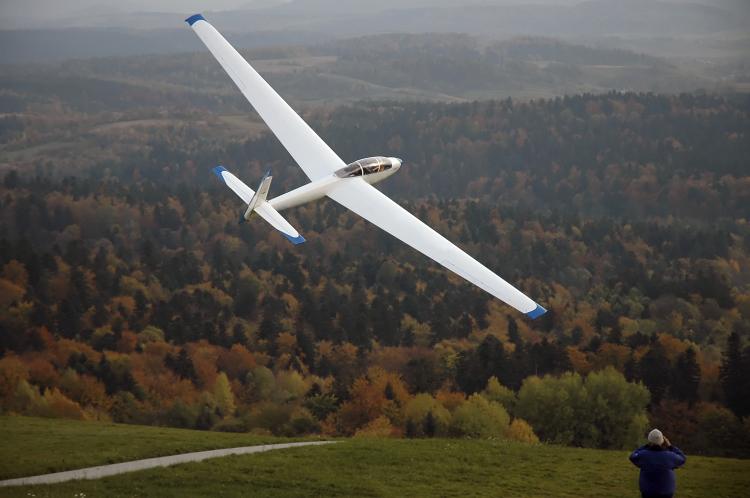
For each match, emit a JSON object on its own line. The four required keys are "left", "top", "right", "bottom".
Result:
{"left": 2, "top": 0, "right": 747, "bottom": 30}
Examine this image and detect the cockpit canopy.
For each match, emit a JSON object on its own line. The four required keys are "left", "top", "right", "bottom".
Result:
{"left": 335, "top": 156, "right": 400, "bottom": 178}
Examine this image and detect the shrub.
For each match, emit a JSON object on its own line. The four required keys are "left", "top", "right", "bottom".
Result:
{"left": 450, "top": 394, "right": 510, "bottom": 438}
{"left": 404, "top": 393, "right": 451, "bottom": 437}
{"left": 483, "top": 376, "right": 516, "bottom": 414}
{"left": 507, "top": 418, "right": 539, "bottom": 444}
{"left": 355, "top": 416, "right": 395, "bottom": 438}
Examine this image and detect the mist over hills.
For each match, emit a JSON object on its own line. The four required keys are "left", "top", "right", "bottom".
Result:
{"left": 0, "top": 0, "right": 747, "bottom": 64}
{"left": 0, "top": 34, "right": 734, "bottom": 112}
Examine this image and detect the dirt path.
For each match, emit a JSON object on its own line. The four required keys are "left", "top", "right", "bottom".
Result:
{"left": 0, "top": 441, "right": 336, "bottom": 487}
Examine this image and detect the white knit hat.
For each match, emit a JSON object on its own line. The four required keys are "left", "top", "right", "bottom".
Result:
{"left": 648, "top": 428, "right": 664, "bottom": 445}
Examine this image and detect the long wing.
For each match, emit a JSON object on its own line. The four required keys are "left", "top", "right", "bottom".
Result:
{"left": 327, "top": 179, "right": 546, "bottom": 318}
{"left": 186, "top": 14, "right": 345, "bottom": 181}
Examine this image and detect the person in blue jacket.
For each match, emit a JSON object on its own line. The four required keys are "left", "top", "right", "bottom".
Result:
{"left": 630, "top": 429, "right": 686, "bottom": 498}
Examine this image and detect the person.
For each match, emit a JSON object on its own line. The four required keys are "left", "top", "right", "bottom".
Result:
{"left": 629, "top": 429, "right": 687, "bottom": 498}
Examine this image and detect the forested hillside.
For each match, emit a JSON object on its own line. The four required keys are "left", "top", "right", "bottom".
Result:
{"left": 1, "top": 92, "right": 749, "bottom": 456}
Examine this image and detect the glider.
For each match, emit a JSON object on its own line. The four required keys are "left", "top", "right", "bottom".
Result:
{"left": 185, "top": 14, "right": 547, "bottom": 319}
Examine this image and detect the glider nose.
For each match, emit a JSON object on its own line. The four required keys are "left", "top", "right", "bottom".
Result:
{"left": 390, "top": 157, "right": 402, "bottom": 170}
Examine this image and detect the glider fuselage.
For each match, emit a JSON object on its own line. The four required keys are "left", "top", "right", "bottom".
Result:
{"left": 269, "top": 156, "right": 401, "bottom": 212}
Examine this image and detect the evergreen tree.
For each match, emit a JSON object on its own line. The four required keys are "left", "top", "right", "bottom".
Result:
{"left": 672, "top": 347, "right": 700, "bottom": 405}
{"left": 720, "top": 332, "right": 750, "bottom": 417}
{"left": 639, "top": 340, "right": 669, "bottom": 405}
{"left": 507, "top": 315, "right": 521, "bottom": 347}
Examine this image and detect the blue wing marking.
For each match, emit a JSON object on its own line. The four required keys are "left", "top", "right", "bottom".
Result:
{"left": 526, "top": 304, "right": 547, "bottom": 320}
{"left": 185, "top": 14, "right": 205, "bottom": 26}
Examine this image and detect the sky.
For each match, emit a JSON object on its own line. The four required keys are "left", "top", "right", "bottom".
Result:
{"left": 0, "top": 0, "right": 745, "bottom": 30}
{"left": 0, "top": 1, "right": 287, "bottom": 28}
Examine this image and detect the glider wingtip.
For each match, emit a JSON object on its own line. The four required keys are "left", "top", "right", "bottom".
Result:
{"left": 212, "top": 165, "right": 227, "bottom": 182}
{"left": 185, "top": 13, "right": 205, "bottom": 26}
{"left": 526, "top": 304, "right": 547, "bottom": 320}
{"left": 283, "top": 233, "right": 306, "bottom": 245}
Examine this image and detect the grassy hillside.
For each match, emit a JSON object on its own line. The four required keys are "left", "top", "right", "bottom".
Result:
{"left": 1, "top": 416, "right": 748, "bottom": 497}
{"left": 0, "top": 416, "right": 304, "bottom": 480}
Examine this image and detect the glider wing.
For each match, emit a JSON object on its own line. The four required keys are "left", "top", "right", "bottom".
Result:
{"left": 327, "top": 179, "right": 546, "bottom": 318}
{"left": 186, "top": 14, "right": 346, "bottom": 181}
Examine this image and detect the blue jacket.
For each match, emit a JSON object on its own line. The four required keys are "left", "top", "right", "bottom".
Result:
{"left": 629, "top": 444, "right": 686, "bottom": 496}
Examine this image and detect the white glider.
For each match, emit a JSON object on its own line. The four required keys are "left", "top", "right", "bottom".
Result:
{"left": 185, "top": 14, "right": 546, "bottom": 319}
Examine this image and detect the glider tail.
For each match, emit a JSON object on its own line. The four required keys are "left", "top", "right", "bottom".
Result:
{"left": 212, "top": 166, "right": 306, "bottom": 245}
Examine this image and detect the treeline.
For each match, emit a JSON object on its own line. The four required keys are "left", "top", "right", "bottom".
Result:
{"left": 0, "top": 93, "right": 749, "bottom": 456}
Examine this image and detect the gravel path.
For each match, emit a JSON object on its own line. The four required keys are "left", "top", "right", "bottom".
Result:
{"left": 0, "top": 441, "right": 336, "bottom": 487}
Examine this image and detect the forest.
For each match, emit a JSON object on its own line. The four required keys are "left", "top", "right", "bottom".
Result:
{"left": 0, "top": 92, "right": 749, "bottom": 457}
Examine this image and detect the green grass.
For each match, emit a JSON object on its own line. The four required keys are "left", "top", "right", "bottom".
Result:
{"left": 0, "top": 416, "right": 304, "bottom": 480}
{"left": 2, "top": 416, "right": 749, "bottom": 497}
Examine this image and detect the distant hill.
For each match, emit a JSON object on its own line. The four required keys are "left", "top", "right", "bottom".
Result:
{"left": 0, "top": 34, "right": 729, "bottom": 112}
{"left": 0, "top": 0, "right": 746, "bottom": 64}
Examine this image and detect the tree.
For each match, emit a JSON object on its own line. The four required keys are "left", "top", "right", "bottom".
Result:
{"left": 639, "top": 340, "right": 669, "bottom": 405}
{"left": 404, "top": 393, "right": 450, "bottom": 437}
{"left": 213, "top": 372, "right": 236, "bottom": 418}
{"left": 483, "top": 376, "right": 516, "bottom": 414}
{"left": 456, "top": 335, "right": 506, "bottom": 394}
{"left": 516, "top": 368, "right": 649, "bottom": 449}
{"left": 672, "top": 347, "right": 700, "bottom": 405}
{"left": 720, "top": 332, "right": 750, "bottom": 417}
{"left": 165, "top": 348, "right": 198, "bottom": 383}
{"left": 515, "top": 372, "right": 585, "bottom": 445}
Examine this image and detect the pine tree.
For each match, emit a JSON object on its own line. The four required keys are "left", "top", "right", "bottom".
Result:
{"left": 720, "top": 332, "right": 750, "bottom": 417}
{"left": 639, "top": 340, "right": 669, "bottom": 405}
{"left": 672, "top": 347, "right": 700, "bottom": 405}
{"left": 507, "top": 315, "right": 521, "bottom": 346}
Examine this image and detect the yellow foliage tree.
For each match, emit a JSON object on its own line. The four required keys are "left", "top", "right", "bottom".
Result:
{"left": 507, "top": 418, "right": 540, "bottom": 444}
{"left": 213, "top": 372, "right": 236, "bottom": 418}
{"left": 354, "top": 415, "right": 395, "bottom": 438}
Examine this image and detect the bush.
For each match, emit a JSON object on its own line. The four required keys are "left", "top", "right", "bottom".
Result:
{"left": 41, "top": 388, "right": 86, "bottom": 420}
{"left": 404, "top": 393, "right": 451, "bottom": 437}
{"left": 213, "top": 416, "right": 252, "bottom": 433}
{"left": 354, "top": 415, "right": 395, "bottom": 438}
{"left": 450, "top": 394, "right": 510, "bottom": 438}
{"left": 286, "top": 407, "right": 320, "bottom": 436}
{"left": 691, "top": 403, "right": 749, "bottom": 458}
{"left": 515, "top": 367, "right": 649, "bottom": 449}
{"left": 164, "top": 400, "right": 198, "bottom": 429}
{"left": 507, "top": 418, "right": 539, "bottom": 444}
{"left": 483, "top": 376, "right": 516, "bottom": 414}
{"left": 247, "top": 401, "right": 293, "bottom": 435}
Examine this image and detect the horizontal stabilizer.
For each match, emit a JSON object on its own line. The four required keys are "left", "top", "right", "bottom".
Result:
{"left": 212, "top": 166, "right": 305, "bottom": 245}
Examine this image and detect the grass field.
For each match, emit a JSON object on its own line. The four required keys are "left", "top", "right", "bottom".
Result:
{"left": 2, "top": 416, "right": 749, "bottom": 497}
{"left": 0, "top": 416, "right": 301, "bottom": 480}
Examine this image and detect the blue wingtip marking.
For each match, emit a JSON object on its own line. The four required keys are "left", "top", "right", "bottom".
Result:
{"left": 185, "top": 14, "right": 205, "bottom": 26}
{"left": 282, "top": 233, "right": 306, "bottom": 245}
{"left": 212, "top": 166, "right": 227, "bottom": 183}
{"left": 526, "top": 304, "right": 547, "bottom": 320}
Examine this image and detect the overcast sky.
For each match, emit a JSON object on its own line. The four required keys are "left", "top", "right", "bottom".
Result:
{"left": 0, "top": 1, "right": 285, "bottom": 28}
{"left": 1, "top": 0, "right": 744, "bottom": 30}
